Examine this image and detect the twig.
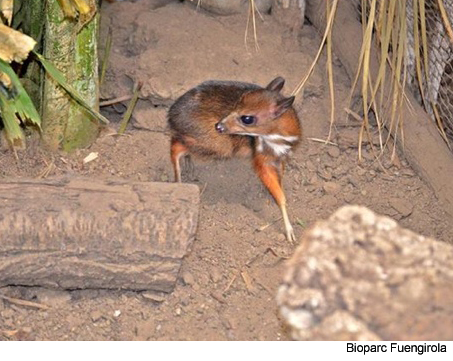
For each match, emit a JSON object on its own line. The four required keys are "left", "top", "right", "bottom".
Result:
{"left": 100, "top": 27, "right": 113, "bottom": 86}
{"left": 0, "top": 295, "right": 50, "bottom": 310}
{"left": 118, "top": 82, "right": 143, "bottom": 135}
{"left": 199, "top": 182, "right": 208, "bottom": 197}
{"left": 100, "top": 95, "right": 133, "bottom": 107}
{"left": 240, "top": 270, "right": 256, "bottom": 295}
{"left": 307, "top": 137, "right": 338, "bottom": 146}
{"left": 344, "top": 107, "right": 363, "bottom": 122}
{"left": 255, "top": 216, "right": 282, "bottom": 232}
{"left": 1, "top": 329, "right": 19, "bottom": 338}
{"left": 223, "top": 273, "right": 238, "bottom": 294}
{"left": 437, "top": 0, "right": 453, "bottom": 45}
{"left": 210, "top": 292, "right": 226, "bottom": 304}
{"left": 37, "top": 159, "right": 55, "bottom": 179}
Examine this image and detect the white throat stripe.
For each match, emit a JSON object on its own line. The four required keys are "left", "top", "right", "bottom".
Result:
{"left": 262, "top": 134, "right": 299, "bottom": 143}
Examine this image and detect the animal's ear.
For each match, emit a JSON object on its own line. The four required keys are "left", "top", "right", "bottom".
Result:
{"left": 266, "top": 77, "right": 285, "bottom": 92}
{"left": 273, "top": 96, "right": 295, "bottom": 117}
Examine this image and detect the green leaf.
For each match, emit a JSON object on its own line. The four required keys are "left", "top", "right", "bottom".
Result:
{"left": 0, "top": 92, "right": 25, "bottom": 146}
{"left": 34, "top": 51, "right": 109, "bottom": 125}
{"left": 0, "top": 59, "right": 41, "bottom": 128}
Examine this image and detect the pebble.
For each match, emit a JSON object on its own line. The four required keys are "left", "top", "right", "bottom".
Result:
{"left": 401, "top": 168, "right": 415, "bottom": 177}
{"left": 182, "top": 271, "right": 195, "bottom": 286}
{"left": 308, "top": 147, "right": 320, "bottom": 157}
{"left": 192, "top": 283, "right": 201, "bottom": 291}
{"left": 210, "top": 267, "right": 223, "bottom": 283}
{"left": 132, "top": 107, "right": 167, "bottom": 132}
{"left": 113, "top": 310, "right": 121, "bottom": 318}
{"left": 332, "top": 166, "right": 347, "bottom": 178}
{"left": 337, "top": 128, "right": 360, "bottom": 149}
{"left": 323, "top": 181, "right": 341, "bottom": 195}
{"left": 306, "top": 185, "right": 318, "bottom": 193}
{"left": 357, "top": 167, "right": 367, "bottom": 176}
{"left": 91, "top": 310, "right": 104, "bottom": 322}
{"left": 175, "top": 307, "right": 182, "bottom": 316}
{"left": 180, "top": 296, "right": 190, "bottom": 307}
{"left": 277, "top": 233, "right": 286, "bottom": 243}
{"left": 317, "top": 167, "right": 333, "bottom": 181}
{"left": 142, "top": 292, "right": 166, "bottom": 303}
{"left": 327, "top": 146, "right": 340, "bottom": 158}
{"left": 343, "top": 192, "right": 355, "bottom": 203}
{"left": 365, "top": 172, "right": 376, "bottom": 182}
{"left": 320, "top": 195, "right": 338, "bottom": 208}
{"left": 389, "top": 198, "right": 413, "bottom": 219}
{"left": 347, "top": 175, "right": 360, "bottom": 188}
{"left": 308, "top": 174, "right": 319, "bottom": 185}
{"left": 305, "top": 160, "right": 317, "bottom": 172}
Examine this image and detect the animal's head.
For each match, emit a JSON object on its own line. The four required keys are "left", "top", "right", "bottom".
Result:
{"left": 215, "top": 77, "right": 295, "bottom": 136}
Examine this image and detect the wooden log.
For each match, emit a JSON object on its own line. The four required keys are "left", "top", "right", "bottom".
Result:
{"left": 0, "top": 178, "right": 199, "bottom": 292}
{"left": 305, "top": 0, "right": 453, "bottom": 218}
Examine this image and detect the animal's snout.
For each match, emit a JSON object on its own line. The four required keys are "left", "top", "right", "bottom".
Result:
{"left": 215, "top": 122, "right": 226, "bottom": 133}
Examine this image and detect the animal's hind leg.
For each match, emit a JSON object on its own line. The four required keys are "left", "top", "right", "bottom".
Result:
{"left": 170, "top": 137, "right": 188, "bottom": 183}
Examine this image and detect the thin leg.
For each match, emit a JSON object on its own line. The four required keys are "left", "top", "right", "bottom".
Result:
{"left": 170, "top": 138, "right": 188, "bottom": 183}
{"left": 253, "top": 154, "right": 295, "bottom": 243}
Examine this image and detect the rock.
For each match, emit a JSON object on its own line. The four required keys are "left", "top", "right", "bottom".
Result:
{"left": 307, "top": 174, "right": 319, "bottom": 185}
{"left": 336, "top": 128, "right": 359, "bottom": 149}
{"left": 356, "top": 167, "right": 366, "bottom": 176}
{"left": 273, "top": 0, "right": 306, "bottom": 51}
{"left": 337, "top": 128, "right": 381, "bottom": 150}
{"left": 305, "top": 160, "right": 317, "bottom": 172}
{"left": 347, "top": 175, "right": 360, "bottom": 188}
{"left": 323, "top": 181, "right": 341, "bottom": 195}
{"left": 277, "top": 205, "right": 453, "bottom": 340}
{"left": 133, "top": 105, "right": 167, "bottom": 132}
{"left": 327, "top": 146, "right": 340, "bottom": 158}
{"left": 142, "top": 292, "right": 166, "bottom": 303}
{"left": 188, "top": 0, "right": 272, "bottom": 15}
{"left": 27, "top": 288, "right": 71, "bottom": 307}
{"left": 332, "top": 165, "right": 347, "bottom": 178}
{"left": 317, "top": 166, "right": 333, "bottom": 181}
{"left": 210, "top": 267, "right": 223, "bottom": 283}
{"left": 319, "top": 194, "right": 338, "bottom": 208}
{"left": 91, "top": 310, "right": 104, "bottom": 322}
{"left": 181, "top": 271, "right": 195, "bottom": 286}
{"left": 389, "top": 198, "right": 413, "bottom": 219}
{"left": 342, "top": 192, "right": 355, "bottom": 203}
{"left": 134, "top": 319, "right": 155, "bottom": 341}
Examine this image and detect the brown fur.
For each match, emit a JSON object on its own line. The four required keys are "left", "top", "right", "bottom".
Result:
{"left": 168, "top": 77, "right": 302, "bottom": 242}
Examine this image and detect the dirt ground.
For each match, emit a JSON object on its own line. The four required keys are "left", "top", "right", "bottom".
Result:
{"left": 1, "top": 0, "right": 452, "bottom": 341}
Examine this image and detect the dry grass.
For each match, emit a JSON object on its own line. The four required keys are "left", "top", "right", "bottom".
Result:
{"left": 292, "top": 0, "right": 453, "bottom": 157}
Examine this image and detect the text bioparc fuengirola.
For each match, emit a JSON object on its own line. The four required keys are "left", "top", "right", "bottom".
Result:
{"left": 347, "top": 343, "right": 447, "bottom": 356}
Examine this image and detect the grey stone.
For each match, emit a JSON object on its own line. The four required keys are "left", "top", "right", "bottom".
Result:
{"left": 278, "top": 205, "right": 453, "bottom": 340}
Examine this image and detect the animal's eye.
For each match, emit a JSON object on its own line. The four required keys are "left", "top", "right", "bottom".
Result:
{"left": 240, "top": 115, "right": 256, "bottom": 126}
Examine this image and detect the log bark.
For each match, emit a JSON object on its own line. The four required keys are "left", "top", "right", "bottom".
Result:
{"left": 305, "top": 0, "right": 453, "bottom": 218}
{"left": 0, "top": 179, "right": 199, "bottom": 292}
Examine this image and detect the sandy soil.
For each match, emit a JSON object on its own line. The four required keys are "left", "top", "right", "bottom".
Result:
{"left": 0, "top": 0, "right": 452, "bottom": 340}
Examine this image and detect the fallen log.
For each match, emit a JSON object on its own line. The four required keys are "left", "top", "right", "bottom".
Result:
{"left": 0, "top": 178, "right": 199, "bottom": 292}
{"left": 305, "top": 0, "right": 453, "bottom": 218}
